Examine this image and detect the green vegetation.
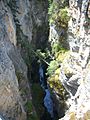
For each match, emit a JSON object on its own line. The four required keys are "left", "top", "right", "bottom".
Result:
{"left": 47, "top": 60, "right": 59, "bottom": 76}
{"left": 46, "top": 0, "right": 70, "bottom": 103}
{"left": 48, "top": 0, "right": 70, "bottom": 28}
{"left": 26, "top": 101, "right": 33, "bottom": 113}
{"left": 31, "top": 83, "right": 45, "bottom": 119}
{"left": 9, "top": 0, "right": 70, "bottom": 119}
{"left": 47, "top": 50, "right": 69, "bottom": 99}
{"left": 47, "top": 42, "right": 69, "bottom": 76}
{"left": 25, "top": 101, "right": 39, "bottom": 120}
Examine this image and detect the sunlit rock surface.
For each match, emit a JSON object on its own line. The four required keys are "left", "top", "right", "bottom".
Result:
{"left": 59, "top": 0, "right": 90, "bottom": 119}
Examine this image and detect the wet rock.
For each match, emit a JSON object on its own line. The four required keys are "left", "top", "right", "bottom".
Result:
{"left": 44, "top": 89, "right": 54, "bottom": 118}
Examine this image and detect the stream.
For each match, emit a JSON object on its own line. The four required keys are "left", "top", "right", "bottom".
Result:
{"left": 39, "top": 64, "right": 54, "bottom": 119}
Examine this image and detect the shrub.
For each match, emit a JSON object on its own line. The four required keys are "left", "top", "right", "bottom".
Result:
{"left": 47, "top": 60, "right": 59, "bottom": 76}
{"left": 48, "top": 0, "right": 70, "bottom": 28}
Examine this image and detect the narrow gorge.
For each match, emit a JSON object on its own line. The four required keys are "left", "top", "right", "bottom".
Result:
{"left": 0, "top": 0, "right": 90, "bottom": 120}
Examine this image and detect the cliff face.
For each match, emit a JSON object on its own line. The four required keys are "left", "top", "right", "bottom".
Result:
{"left": 10, "top": 0, "right": 49, "bottom": 49}
{"left": 59, "top": 0, "right": 90, "bottom": 119}
{"left": 0, "top": 1, "right": 27, "bottom": 119}
{"left": 0, "top": 0, "right": 48, "bottom": 119}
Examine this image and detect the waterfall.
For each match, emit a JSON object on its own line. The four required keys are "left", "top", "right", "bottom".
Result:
{"left": 39, "top": 64, "right": 54, "bottom": 118}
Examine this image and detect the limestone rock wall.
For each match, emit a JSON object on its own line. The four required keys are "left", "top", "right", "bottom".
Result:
{"left": 0, "top": 1, "right": 26, "bottom": 119}
{"left": 12, "top": 0, "right": 49, "bottom": 49}
{"left": 0, "top": 0, "right": 49, "bottom": 119}
{"left": 59, "top": 0, "right": 90, "bottom": 119}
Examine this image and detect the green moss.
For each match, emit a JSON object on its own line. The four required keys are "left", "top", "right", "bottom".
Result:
{"left": 47, "top": 49, "right": 70, "bottom": 100}
{"left": 48, "top": 68, "right": 67, "bottom": 100}
{"left": 56, "top": 50, "right": 70, "bottom": 62}
{"left": 31, "top": 83, "right": 45, "bottom": 119}
{"left": 25, "top": 101, "right": 39, "bottom": 120}
{"left": 47, "top": 46, "right": 69, "bottom": 76}
{"left": 27, "top": 115, "right": 38, "bottom": 120}
{"left": 25, "top": 101, "right": 33, "bottom": 113}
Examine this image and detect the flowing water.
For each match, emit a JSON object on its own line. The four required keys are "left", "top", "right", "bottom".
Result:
{"left": 39, "top": 64, "right": 54, "bottom": 119}
{"left": 44, "top": 89, "right": 54, "bottom": 118}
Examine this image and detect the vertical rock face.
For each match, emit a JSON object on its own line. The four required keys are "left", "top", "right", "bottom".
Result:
{"left": 0, "top": 0, "right": 49, "bottom": 120}
{"left": 60, "top": 0, "right": 90, "bottom": 119}
{"left": 12, "top": 0, "right": 49, "bottom": 49}
{"left": 0, "top": 1, "right": 26, "bottom": 119}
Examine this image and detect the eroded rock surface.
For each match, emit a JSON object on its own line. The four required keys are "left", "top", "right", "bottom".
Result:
{"left": 10, "top": 0, "right": 49, "bottom": 49}
{"left": 0, "top": 1, "right": 29, "bottom": 119}
{"left": 0, "top": 0, "right": 49, "bottom": 119}
{"left": 0, "top": 1, "right": 26, "bottom": 119}
{"left": 59, "top": 0, "right": 90, "bottom": 119}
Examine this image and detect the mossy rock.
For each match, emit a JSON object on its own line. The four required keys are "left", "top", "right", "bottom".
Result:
{"left": 56, "top": 51, "right": 70, "bottom": 63}
{"left": 48, "top": 67, "right": 66, "bottom": 100}
{"left": 31, "top": 83, "right": 45, "bottom": 119}
{"left": 26, "top": 101, "right": 39, "bottom": 120}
